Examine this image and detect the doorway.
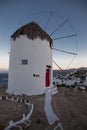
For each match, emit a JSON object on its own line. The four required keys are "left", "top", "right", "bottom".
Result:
{"left": 45, "top": 69, "right": 50, "bottom": 87}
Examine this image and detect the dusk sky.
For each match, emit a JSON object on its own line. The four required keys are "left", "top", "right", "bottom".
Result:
{"left": 0, "top": 0, "right": 87, "bottom": 71}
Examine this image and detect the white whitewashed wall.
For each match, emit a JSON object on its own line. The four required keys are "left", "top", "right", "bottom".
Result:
{"left": 7, "top": 35, "right": 52, "bottom": 95}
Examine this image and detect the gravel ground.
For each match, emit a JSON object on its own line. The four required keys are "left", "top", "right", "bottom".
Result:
{"left": 0, "top": 86, "right": 87, "bottom": 130}
{"left": 52, "top": 87, "right": 87, "bottom": 130}
{"left": 0, "top": 87, "right": 28, "bottom": 130}
{"left": 25, "top": 87, "right": 87, "bottom": 130}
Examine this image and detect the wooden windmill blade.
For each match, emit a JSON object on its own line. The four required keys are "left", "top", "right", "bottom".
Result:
{"left": 50, "top": 19, "right": 68, "bottom": 36}
{"left": 52, "top": 47, "right": 77, "bottom": 55}
{"left": 53, "top": 34, "right": 77, "bottom": 41}
{"left": 44, "top": 11, "right": 53, "bottom": 31}
{"left": 52, "top": 59, "right": 63, "bottom": 71}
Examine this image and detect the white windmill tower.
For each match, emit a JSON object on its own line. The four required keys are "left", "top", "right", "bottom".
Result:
{"left": 7, "top": 12, "right": 78, "bottom": 95}
{"left": 7, "top": 21, "right": 53, "bottom": 95}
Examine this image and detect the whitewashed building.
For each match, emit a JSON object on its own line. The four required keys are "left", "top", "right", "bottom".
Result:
{"left": 84, "top": 77, "right": 87, "bottom": 86}
{"left": 63, "top": 77, "right": 80, "bottom": 86}
{"left": 7, "top": 21, "right": 53, "bottom": 95}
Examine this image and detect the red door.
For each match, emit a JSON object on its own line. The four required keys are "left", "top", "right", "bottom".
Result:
{"left": 45, "top": 69, "right": 50, "bottom": 87}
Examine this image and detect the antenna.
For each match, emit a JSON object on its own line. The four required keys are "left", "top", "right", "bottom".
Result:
{"left": 33, "top": 15, "right": 37, "bottom": 23}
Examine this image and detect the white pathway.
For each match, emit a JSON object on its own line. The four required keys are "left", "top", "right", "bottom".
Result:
{"left": 44, "top": 86, "right": 64, "bottom": 130}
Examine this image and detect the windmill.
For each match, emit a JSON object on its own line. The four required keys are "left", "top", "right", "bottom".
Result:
{"left": 7, "top": 11, "right": 78, "bottom": 96}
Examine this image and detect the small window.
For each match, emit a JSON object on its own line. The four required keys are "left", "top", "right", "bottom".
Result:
{"left": 22, "top": 59, "right": 28, "bottom": 65}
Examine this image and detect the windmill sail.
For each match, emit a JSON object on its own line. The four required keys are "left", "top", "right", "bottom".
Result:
{"left": 52, "top": 48, "right": 77, "bottom": 55}
{"left": 50, "top": 19, "right": 68, "bottom": 36}
{"left": 44, "top": 11, "right": 53, "bottom": 31}
{"left": 53, "top": 34, "right": 77, "bottom": 41}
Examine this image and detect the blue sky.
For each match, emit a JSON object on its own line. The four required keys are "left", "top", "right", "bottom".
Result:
{"left": 0, "top": 0, "right": 87, "bottom": 71}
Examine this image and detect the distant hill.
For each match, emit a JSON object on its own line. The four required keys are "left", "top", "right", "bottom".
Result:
{"left": 0, "top": 73, "right": 8, "bottom": 87}
{"left": 53, "top": 67, "right": 87, "bottom": 77}
{"left": 0, "top": 73, "right": 8, "bottom": 79}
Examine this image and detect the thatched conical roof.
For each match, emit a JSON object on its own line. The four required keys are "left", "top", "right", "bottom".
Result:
{"left": 11, "top": 21, "right": 53, "bottom": 47}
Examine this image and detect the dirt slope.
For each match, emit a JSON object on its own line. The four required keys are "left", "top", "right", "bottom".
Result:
{"left": 52, "top": 87, "right": 87, "bottom": 130}
{"left": 0, "top": 87, "right": 87, "bottom": 130}
{"left": 25, "top": 87, "right": 87, "bottom": 130}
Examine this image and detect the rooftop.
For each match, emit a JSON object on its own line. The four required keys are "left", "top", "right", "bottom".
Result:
{"left": 11, "top": 21, "right": 52, "bottom": 47}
